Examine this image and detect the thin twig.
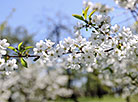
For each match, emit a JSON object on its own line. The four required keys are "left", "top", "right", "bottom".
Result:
{"left": 3, "top": 55, "right": 39, "bottom": 58}
{"left": 130, "top": 10, "right": 138, "bottom": 22}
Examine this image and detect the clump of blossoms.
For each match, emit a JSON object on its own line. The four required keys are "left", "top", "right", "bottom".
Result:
{"left": 0, "top": 39, "right": 18, "bottom": 75}
{"left": 83, "top": 0, "right": 113, "bottom": 14}
{"left": 32, "top": 7, "right": 138, "bottom": 98}
{"left": 72, "top": 7, "right": 138, "bottom": 98}
{"left": 98, "top": 59, "right": 138, "bottom": 98}
{"left": 0, "top": 39, "right": 9, "bottom": 55}
{"left": 114, "top": 0, "right": 137, "bottom": 10}
{"left": 1, "top": 3, "right": 138, "bottom": 100}
{"left": 0, "top": 60, "right": 73, "bottom": 102}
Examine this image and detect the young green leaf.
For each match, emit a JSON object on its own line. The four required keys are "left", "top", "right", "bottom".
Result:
{"left": 83, "top": 6, "right": 89, "bottom": 20}
{"left": 25, "top": 46, "right": 33, "bottom": 49}
{"left": 23, "top": 46, "right": 33, "bottom": 53}
{"left": 20, "top": 58, "right": 28, "bottom": 68}
{"left": 8, "top": 46, "right": 18, "bottom": 53}
{"left": 72, "top": 14, "right": 84, "bottom": 21}
{"left": 18, "top": 42, "right": 23, "bottom": 51}
{"left": 82, "top": 9, "right": 84, "bottom": 16}
{"left": 25, "top": 46, "right": 33, "bottom": 50}
{"left": 88, "top": 9, "right": 96, "bottom": 20}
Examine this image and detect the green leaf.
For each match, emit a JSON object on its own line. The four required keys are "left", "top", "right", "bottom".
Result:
{"left": 20, "top": 58, "right": 28, "bottom": 68}
{"left": 83, "top": 6, "right": 89, "bottom": 20}
{"left": 8, "top": 46, "right": 18, "bottom": 53}
{"left": 82, "top": 9, "right": 84, "bottom": 16}
{"left": 25, "top": 46, "right": 33, "bottom": 50}
{"left": 72, "top": 14, "right": 84, "bottom": 21}
{"left": 18, "top": 42, "right": 23, "bottom": 51}
{"left": 88, "top": 9, "right": 96, "bottom": 20}
{"left": 25, "top": 46, "right": 33, "bottom": 49}
{"left": 23, "top": 46, "right": 33, "bottom": 53}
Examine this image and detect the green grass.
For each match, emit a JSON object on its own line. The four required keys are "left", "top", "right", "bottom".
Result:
{"left": 48, "top": 95, "right": 138, "bottom": 102}
{"left": 78, "top": 96, "right": 125, "bottom": 102}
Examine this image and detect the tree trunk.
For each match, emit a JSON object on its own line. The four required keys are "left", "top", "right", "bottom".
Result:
{"left": 126, "top": 96, "right": 130, "bottom": 102}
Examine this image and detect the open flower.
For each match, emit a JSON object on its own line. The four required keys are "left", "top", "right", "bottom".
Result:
{"left": 0, "top": 39, "right": 10, "bottom": 55}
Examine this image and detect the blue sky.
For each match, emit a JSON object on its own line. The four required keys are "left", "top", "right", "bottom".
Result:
{"left": 0, "top": 0, "right": 82, "bottom": 29}
{"left": 0, "top": 0, "right": 134, "bottom": 40}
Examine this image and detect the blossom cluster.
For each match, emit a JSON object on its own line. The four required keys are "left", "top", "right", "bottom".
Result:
{"left": 0, "top": 1, "right": 138, "bottom": 98}
{"left": 0, "top": 60, "right": 73, "bottom": 102}
{"left": 0, "top": 39, "right": 18, "bottom": 75}
{"left": 33, "top": 13, "right": 138, "bottom": 97}
{"left": 83, "top": 0, "right": 113, "bottom": 14}
{"left": 114, "top": 0, "right": 137, "bottom": 10}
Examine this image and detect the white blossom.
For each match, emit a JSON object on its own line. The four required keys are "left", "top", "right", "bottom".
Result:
{"left": 0, "top": 39, "right": 10, "bottom": 55}
{"left": 6, "top": 59, "right": 18, "bottom": 71}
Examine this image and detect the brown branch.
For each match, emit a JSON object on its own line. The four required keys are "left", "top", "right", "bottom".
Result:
{"left": 3, "top": 54, "right": 40, "bottom": 58}
{"left": 104, "top": 48, "right": 114, "bottom": 52}
{"left": 130, "top": 10, "right": 138, "bottom": 22}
